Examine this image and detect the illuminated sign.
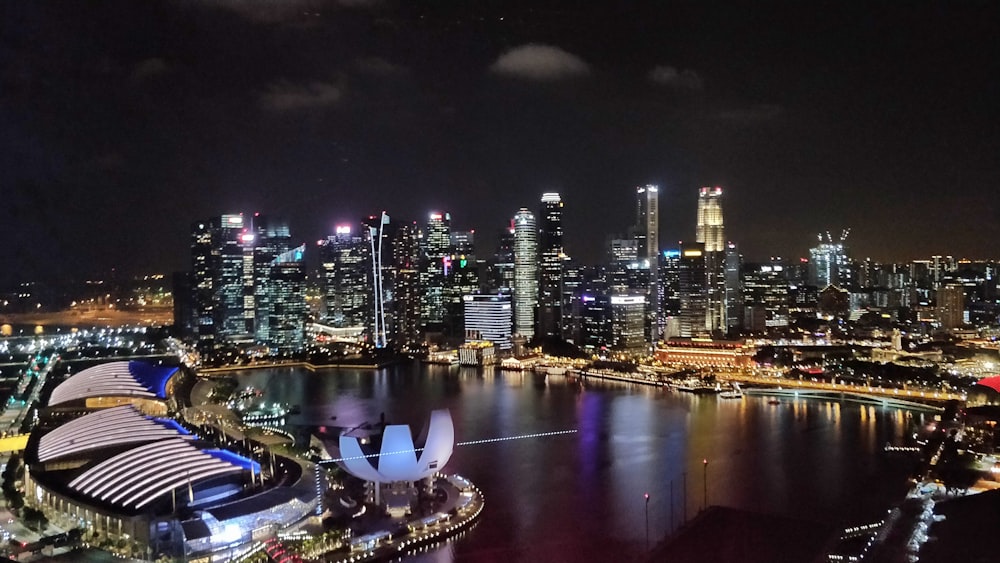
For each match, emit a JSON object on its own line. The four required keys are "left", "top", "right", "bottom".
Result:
{"left": 430, "top": 212, "right": 443, "bottom": 220}
{"left": 663, "top": 250, "right": 681, "bottom": 258}
{"left": 240, "top": 234, "right": 255, "bottom": 243}
{"left": 683, "top": 250, "right": 703, "bottom": 257}
{"left": 335, "top": 225, "right": 351, "bottom": 234}
{"left": 610, "top": 295, "right": 645, "bottom": 305}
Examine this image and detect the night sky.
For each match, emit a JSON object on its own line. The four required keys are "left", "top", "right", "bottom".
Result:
{"left": 2, "top": 1, "right": 999, "bottom": 287}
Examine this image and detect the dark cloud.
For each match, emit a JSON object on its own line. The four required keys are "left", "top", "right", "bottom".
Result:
{"left": 490, "top": 44, "right": 590, "bottom": 81}
{"left": 711, "top": 103, "right": 784, "bottom": 123}
{"left": 131, "top": 57, "right": 170, "bottom": 80}
{"left": 259, "top": 80, "right": 343, "bottom": 111}
{"left": 647, "top": 65, "right": 703, "bottom": 90}
{"left": 192, "top": 0, "right": 335, "bottom": 23}
{"left": 354, "top": 56, "right": 407, "bottom": 77}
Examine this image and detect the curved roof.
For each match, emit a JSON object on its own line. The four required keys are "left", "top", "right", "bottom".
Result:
{"left": 339, "top": 409, "right": 454, "bottom": 483}
{"left": 975, "top": 375, "right": 1000, "bottom": 394}
{"left": 48, "top": 361, "right": 178, "bottom": 406}
{"left": 37, "top": 405, "right": 191, "bottom": 462}
{"left": 68, "top": 438, "right": 258, "bottom": 510}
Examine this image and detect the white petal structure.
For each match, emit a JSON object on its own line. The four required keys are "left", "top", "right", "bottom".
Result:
{"left": 339, "top": 409, "right": 454, "bottom": 483}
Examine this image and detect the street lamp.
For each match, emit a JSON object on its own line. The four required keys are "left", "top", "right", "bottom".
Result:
{"left": 644, "top": 492, "right": 650, "bottom": 551}
{"left": 702, "top": 459, "right": 709, "bottom": 511}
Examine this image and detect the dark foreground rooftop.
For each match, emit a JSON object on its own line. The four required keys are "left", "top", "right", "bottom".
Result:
{"left": 646, "top": 505, "right": 837, "bottom": 563}
{"left": 917, "top": 488, "right": 1000, "bottom": 563}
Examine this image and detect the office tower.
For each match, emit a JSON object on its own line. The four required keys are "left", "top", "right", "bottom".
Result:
{"left": 268, "top": 245, "right": 307, "bottom": 354}
{"left": 420, "top": 212, "right": 451, "bottom": 331}
{"left": 659, "top": 249, "right": 682, "bottom": 338}
{"left": 724, "top": 242, "right": 742, "bottom": 332}
{"left": 444, "top": 230, "right": 479, "bottom": 337}
{"left": 251, "top": 216, "right": 291, "bottom": 343}
{"left": 560, "top": 260, "right": 583, "bottom": 342}
{"left": 512, "top": 208, "right": 538, "bottom": 338}
{"left": 743, "top": 260, "right": 790, "bottom": 332}
{"left": 808, "top": 230, "right": 851, "bottom": 287}
{"left": 635, "top": 185, "right": 659, "bottom": 264}
{"left": 318, "top": 225, "right": 369, "bottom": 328}
{"left": 696, "top": 187, "right": 727, "bottom": 332}
{"left": 936, "top": 285, "right": 965, "bottom": 329}
{"left": 678, "top": 243, "right": 708, "bottom": 337}
{"left": 392, "top": 221, "right": 422, "bottom": 351}
{"left": 488, "top": 225, "right": 516, "bottom": 295}
{"left": 191, "top": 214, "right": 249, "bottom": 351}
{"left": 463, "top": 294, "right": 513, "bottom": 350}
{"left": 696, "top": 187, "right": 725, "bottom": 253}
{"left": 537, "top": 192, "right": 564, "bottom": 339}
{"left": 607, "top": 237, "right": 639, "bottom": 265}
{"left": 610, "top": 293, "right": 648, "bottom": 354}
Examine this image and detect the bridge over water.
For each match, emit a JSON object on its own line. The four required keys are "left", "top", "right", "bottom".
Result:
{"left": 718, "top": 374, "right": 960, "bottom": 412}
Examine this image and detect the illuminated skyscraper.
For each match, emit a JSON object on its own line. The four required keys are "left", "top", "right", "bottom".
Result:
{"left": 808, "top": 230, "right": 851, "bottom": 287}
{"left": 635, "top": 185, "right": 659, "bottom": 264}
{"left": 190, "top": 214, "right": 249, "bottom": 352}
{"left": 696, "top": 187, "right": 727, "bottom": 332}
{"left": 537, "top": 192, "right": 564, "bottom": 338}
{"left": 392, "top": 221, "right": 421, "bottom": 351}
{"left": 512, "top": 208, "right": 538, "bottom": 337}
{"left": 678, "top": 243, "right": 708, "bottom": 337}
{"left": 268, "top": 245, "right": 307, "bottom": 354}
{"left": 420, "top": 212, "right": 451, "bottom": 329}
{"left": 319, "top": 225, "right": 369, "bottom": 328}
{"left": 696, "top": 187, "right": 725, "bottom": 253}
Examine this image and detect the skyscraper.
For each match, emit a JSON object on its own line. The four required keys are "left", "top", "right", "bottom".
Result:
{"left": 537, "top": 192, "right": 564, "bottom": 339}
{"left": 268, "top": 245, "right": 307, "bottom": 354}
{"left": 420, "top": 212, "right": 451, "bottom": 329}
{"left": 808, "top": 230, "right": 851, "bottom": 287}
{"left": 635, "top": 185, "right": 659, "bottom": 264}
{"left": 191, "top": 214, "right": 250, "bottom": 352}
{"left": 696, "top": 187, "right": 727, "bottom": 332}
{"left": 318, "top": 225, "right": 369, "bottom": 328}
{"left": 696, "top": 187, "right": 725, "bottom": 253}
{"left": 392, "top": 221, "right": 422, "bottom": 351}
{"left": 512, "top": 208, "right": 538, "bottom": 338}
{"left": 724, "top": 242, "right": 742, "bottom": 332}
{"left": 678, "top": 243, "right": 708, "bottom": 338}
{"left": 463, "top": 294, "right": 513, "bottom": 350}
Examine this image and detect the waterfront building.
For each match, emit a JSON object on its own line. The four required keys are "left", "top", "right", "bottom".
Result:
{"left": 190, "top": 214, "right": 246, "bottom": 351}
{"left": 463, "top": 293, "right": 512, "bottom": 350}
{"left": 458, "top": 341, "right": 497, "bottom": 366}
{"left": 537, "top": 192, "right": 564, "bottom": 339}
{"left": 654, "top": 338, "right": 755, "bottom": 369}
{"left": 443, "top": 230, "right": 479, "bottom": 338}
{"left": 610, "top": 293, "right": 648, "bottom": 355}
{"left": 25, "top": 362, "right": 316, "bottom": 561}
{"left": 512, "top": 208, "right": 538, "bottom": 338}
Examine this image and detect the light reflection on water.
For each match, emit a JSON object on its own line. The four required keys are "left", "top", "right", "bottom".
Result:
{"left": 232, "top": 364, "right": 920, "bottom": 563}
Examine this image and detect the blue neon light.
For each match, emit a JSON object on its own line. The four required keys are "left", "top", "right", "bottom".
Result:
{"left": 204, "top": 449, "right": 262, "bottom": 474}
{"left": 128, "top": 361, "right": 178, "bottom": 398}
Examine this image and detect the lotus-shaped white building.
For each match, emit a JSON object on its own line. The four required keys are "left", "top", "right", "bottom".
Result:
{"left": 337, "top": 409, "right": 454, "bottom": 483}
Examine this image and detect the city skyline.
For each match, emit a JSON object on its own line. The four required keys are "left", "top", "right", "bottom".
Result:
{"left": 3, "top": 2, "right": 1000, "bottom": 288}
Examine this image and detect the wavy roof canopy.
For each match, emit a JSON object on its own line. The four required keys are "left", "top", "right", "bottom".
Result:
{"left": 339, "top": 409, "right": 454, "bottom": 483}
{"left": 48, "top": 361, "right": 178, "bottom": 406}
{"left": 68, "top": 438, "right": 257, "bottom": 510}
{"left": 37, "top": 405, "right": 191, "bottom": 462}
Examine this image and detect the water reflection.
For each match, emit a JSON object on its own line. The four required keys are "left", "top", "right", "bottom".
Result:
{"left": 232, "top": 365, "right": 917, "bottom": 562}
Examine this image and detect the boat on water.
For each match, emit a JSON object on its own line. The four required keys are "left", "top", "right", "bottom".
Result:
{"left": 674, "top": 378, "right": 720, "bottom": 394}
{"left": 767, "top": 398, "right": 781, "bottom": 405}
{"left": 719, "top": 382, "right": 744, "bottom": 399}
